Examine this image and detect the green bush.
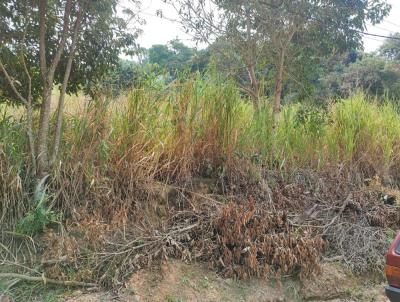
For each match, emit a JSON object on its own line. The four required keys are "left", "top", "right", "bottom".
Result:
{"left": 16, "top": 180, "right": 61, "bottom": 236}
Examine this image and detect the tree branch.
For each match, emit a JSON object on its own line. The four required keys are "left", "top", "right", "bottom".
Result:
{"left": 19, "top": 7, "right": 37, "bottom": 174}
{"left": 0, "top": 273, "right": 97, "bottom": 287}
{"left": 52, "top": 1, "right": 86, "bottom": 164}
{"left": 48, "top": 0, "right": 74, "bottom": 78}
{"left": 38, "top": 0, "right": 47, "bottom": 81}
{"left": 0, "top": 59, "right": 28, "bottom": 105}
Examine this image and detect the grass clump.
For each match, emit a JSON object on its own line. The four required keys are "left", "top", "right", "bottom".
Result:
{"left": 3, "top": 282, "right": 63, "bottom": 302}
{"left": 326, "top": 94, "right": 400, "bottom": 177}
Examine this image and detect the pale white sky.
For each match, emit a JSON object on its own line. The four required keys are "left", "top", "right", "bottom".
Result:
{"left": 127, "top": 0, "right": 400, "bottom": 52}
{"left": 365, "top": 0, "right": 400, "bottom": 52}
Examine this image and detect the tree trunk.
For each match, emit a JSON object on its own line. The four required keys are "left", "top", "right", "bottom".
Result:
{"left": 51, "top": 7, "right": 84, "bottom": 164}
{"left": 244, "top": 6, "right": 261, "bottom": 111}
{"left": 23, "top": 64, "right": 36, "bottom": 174}
{"left": 36, "top": 0, "right": 72, "bottom": 177}
{"left": 36, "top": 0, "right": 49, "bottom": 177}
{"left": 26, "top": 104, "right": 36, "bottom": 173}
{"left": 247, "top": 63, "right": 261, "bottom": 111}
{"left": 51, "top": 73, "right": 69, "bottom": 166}
{"left": 36, "top": 84, "right": 52, "bottom": 177}
{"left": 38, "top": 0, "right": 47, "bottom": 82}
{"left": 273, "top": 48, "right": 285, "bottom": 120}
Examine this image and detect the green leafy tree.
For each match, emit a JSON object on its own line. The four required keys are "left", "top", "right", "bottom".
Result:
{"left": 97, "top": 59, "right": 167, "bottom": 96}
{"left": 169, "top": 0, "right": 391, "bottom": 117}
{"left": 148, "top": 44, "right": 175, "bottom": 69}
{"left": 147, "top": 39, "right": 209, "bottom": 76}
{"left": 313, "top": 50, "right": 400, "bottom": 101}
{"left": 321, "top": 55, "right": 400, "bottom": 100}
{"left": 379, "top": 33, "right": 400, "bottom": 61}
{"left": 0, "top": 0, "right": 141, "bottom": 177}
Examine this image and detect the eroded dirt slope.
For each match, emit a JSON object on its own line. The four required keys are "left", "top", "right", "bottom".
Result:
{"left": 63, "top": 260, "right": 388, "bottom": 302}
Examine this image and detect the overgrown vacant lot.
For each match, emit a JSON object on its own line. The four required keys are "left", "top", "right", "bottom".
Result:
{"left": 1, "top": 75, "right": 400, "bottom": 301}
{"left": 3, "top": 0, "right": 400, "bottom": 300}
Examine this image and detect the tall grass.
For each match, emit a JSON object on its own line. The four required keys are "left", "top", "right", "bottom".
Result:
{"left": 0, "top": 109, "right": 30, "bottom": 226}
{"left": 2, "top": 75, "right": 400, "bottom": 227}
{"left": 326, "top": 94, "right": 400, "bottom": 177}
{"left": 273, "top": 104, "right": 326, "bottom": 170}
{"left": 105, "top": 74, "right": 245, "bottom": 180}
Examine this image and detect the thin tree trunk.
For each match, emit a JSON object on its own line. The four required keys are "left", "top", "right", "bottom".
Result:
{"left": 273, "top": 48, "right": 285, "bottom": 120}
{"left": 26, "top": 104, "right": 36, "bottom": 173}
{"left": 51, "top": 6, "right": 84, "bottom": 164}
{"left": 19, "top": 9, "right": 37, "bottom": 173}
{"left": 247, "top": 63, "right": 260, "bottom": 111}
{"left": 36, "top": 0, "right": 49, "bottom": 177}
{"left": 244, "top": 6, "right": 260, "bottom": 111}
{"left": 38, "top": 0, "right": 47, "bottom": 82}
{"left": 37, "top": 85, "right": 52, "bottom": 177}
{"left": 22, "top": 57, "right": 37, "bottom": 174}
{"left": 51, "top": 72, "right": 70, "bottom": 166}
{"left": 36, "top": 0, "right": 72, "bottom": 177}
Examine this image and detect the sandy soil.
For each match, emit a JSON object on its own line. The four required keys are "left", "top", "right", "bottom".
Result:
{"left": 62, "top": 260, "right": 389, "bottom": 302}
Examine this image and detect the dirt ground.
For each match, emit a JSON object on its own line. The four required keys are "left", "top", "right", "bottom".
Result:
{"left": 60, "top": 260, "right": 389, "bottom": 302}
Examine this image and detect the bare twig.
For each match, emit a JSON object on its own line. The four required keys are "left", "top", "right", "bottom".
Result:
{"left": 322, "top": 193, "right": 352, "bottom": 235}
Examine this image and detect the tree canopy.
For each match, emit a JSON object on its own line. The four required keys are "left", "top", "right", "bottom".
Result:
{"left": 0, "top": 0, "right": 140, "bottom": 104}
{"left": 147, "top": 39, "right": 210, "bottom": 75}
{"left": 379, "top": 33, "right": 400, "bottom": 61}
{"left": 169, "top": 0, "right": 391, "bottom": 114}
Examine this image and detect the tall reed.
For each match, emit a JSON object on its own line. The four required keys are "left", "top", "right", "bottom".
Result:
{"left": 2, "top": 76, "right": 400, "bottom": 227}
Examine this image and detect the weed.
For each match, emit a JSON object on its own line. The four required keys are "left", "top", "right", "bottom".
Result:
{"left": 165, "top": 294, "right": 185, "bottom": 302}
{"left": 2, "top": 78, "right": 400, "bottom": 229}
{"left": 16, "top": 182, "right": 61, "bottom": 236}
{"left": 199, "top": 277, "right": 209, "bottom": 289}
{"left": 180, "top": 275, "right": 190, "bottom": 286}
{"left": 1, "top": 74, "right": 400, "bottom": 289}
{"left": 387, "top": 228, "right": 396, "bottom": 244}
{"left": 6, "top": 282, "right": 63, "bottom": 302}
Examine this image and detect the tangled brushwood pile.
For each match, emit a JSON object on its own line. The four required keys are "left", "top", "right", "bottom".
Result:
{"left": 2, "top": 168, "right": 397, "bottom": 290}
{"left": 281, "top": 171, "right": 400, "bottom": 274}
{"left": 48, "top": 197, "right": 325, "bottom": 287}
{"left": 211, "top": 200, "right": 324, "bottom": 279}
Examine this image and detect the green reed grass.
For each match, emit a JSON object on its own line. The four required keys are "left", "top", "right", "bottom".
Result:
{"left": 2, "top": 75, "right": 400, "bottom": 228}
{"left": 325, "top": 93, "right": 400, "bottom": 176}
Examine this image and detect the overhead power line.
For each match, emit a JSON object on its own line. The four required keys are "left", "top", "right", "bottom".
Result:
{"left": 359, "top": 31, "right": 400, "bottom": 41}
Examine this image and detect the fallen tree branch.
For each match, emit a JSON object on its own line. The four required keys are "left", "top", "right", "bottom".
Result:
{"left": 99, "top": 223, "right": 200, "bottom": 257}
{"left": 322, "top": 194, "right": 352, "bottom": 236}
{"left": 0, "top": 273, "right": 97, "bottom": 287}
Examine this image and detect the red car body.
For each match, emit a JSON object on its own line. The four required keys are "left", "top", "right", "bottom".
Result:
{"left": 386, "top": 232, "right": 400, "bottom": 301}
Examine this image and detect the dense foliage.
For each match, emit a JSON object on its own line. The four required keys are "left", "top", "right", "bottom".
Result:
{"left": 0, "top": 0, "right": 140, "bottom": 104}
